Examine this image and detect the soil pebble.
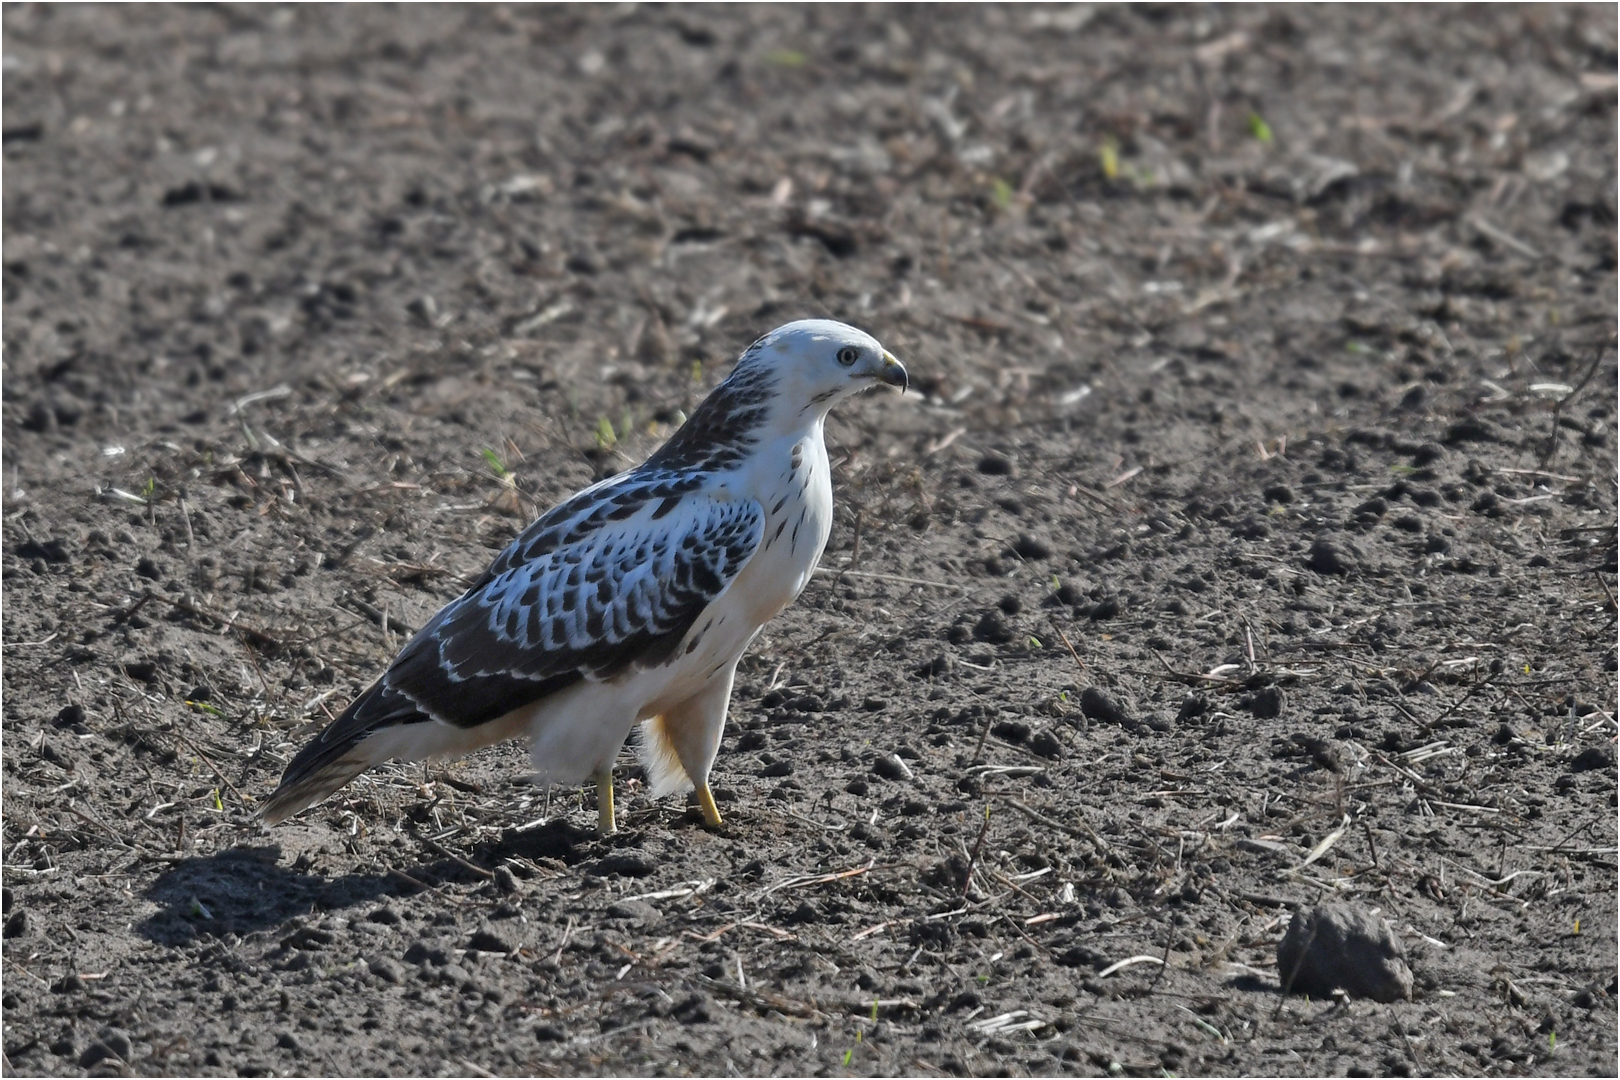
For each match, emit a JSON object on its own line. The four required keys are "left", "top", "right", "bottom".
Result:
{"left": 1569, "top": 746, "right": 1615, "bottom": 773}
{"left": 873, "top": 754, "right": 914, "bottom": 782}
{"left": 78, "top": 1027, "right": 132, "bottom": 1068}
{"left": 1080, "top": 687, "right": 1130, "bottom": 727}
{"left": 1278, "top": 902, "right": 1413, "bottom": 1002}
{"left": 1305, "top": 537, "right": 1358, "bottom": 576}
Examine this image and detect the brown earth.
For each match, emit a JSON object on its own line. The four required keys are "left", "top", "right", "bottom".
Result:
{"left": 3, "top": 4, "right": 1617, "bottom": 1077}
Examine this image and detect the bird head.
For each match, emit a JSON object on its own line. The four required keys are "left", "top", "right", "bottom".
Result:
{"left": 735, "top": 319, "right": 907, "bottom": 420}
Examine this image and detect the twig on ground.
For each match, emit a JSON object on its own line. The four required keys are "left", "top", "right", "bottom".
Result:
{"left": 1540, "top": 348, "right": 1608, "bottom": 470}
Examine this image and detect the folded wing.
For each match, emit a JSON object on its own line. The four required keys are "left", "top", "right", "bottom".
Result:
{"left": 261, "top": 486, "right": 763, "bottom": 821}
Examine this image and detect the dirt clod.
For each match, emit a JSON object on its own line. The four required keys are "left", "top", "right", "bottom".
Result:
{"left": 1278, "top": 903, "right": 1414, "bottom": 1003}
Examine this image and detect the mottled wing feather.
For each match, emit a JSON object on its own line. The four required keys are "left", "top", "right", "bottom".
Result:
{"left": 382, "top": 490, "right": 763, "bottom": 729}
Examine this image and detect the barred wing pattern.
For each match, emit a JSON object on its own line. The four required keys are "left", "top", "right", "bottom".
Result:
{"left": 268, "top": 481, "right": 763, "bottom": 810}
{"left": 392, "top": 489, "right": 763, "bottom": 725}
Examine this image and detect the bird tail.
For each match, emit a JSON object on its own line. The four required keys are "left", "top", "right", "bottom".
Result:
{"left": 260, "top": 680, "right": 434, "bottom": 825}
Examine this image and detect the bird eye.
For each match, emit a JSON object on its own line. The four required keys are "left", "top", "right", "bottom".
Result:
{"left": 836, "top": 346, "right": 860, "bottom": 367}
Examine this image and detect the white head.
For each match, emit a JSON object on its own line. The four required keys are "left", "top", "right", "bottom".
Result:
{"left": 733, "top": 319, "right": 907, "bottom": 421}
{"left": 642, "top": 320, "right": 906, "bottom": 474}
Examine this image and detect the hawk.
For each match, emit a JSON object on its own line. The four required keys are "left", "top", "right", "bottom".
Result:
{"left": 262, "top": 319, "right": 906, "bottom": 833}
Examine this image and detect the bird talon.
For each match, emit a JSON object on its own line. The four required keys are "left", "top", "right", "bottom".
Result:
{"left": 696, "top": 784, "right": 723, "bottom": 828}
{"left": 596, "top": 769, "right": 617, "bottom": 835}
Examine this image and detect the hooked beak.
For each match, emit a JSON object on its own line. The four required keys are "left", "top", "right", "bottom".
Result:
{"left": 876, "top": 349, "right": 908, "bottom": 393}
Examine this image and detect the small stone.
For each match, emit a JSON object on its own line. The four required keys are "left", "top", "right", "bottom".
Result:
{"left": 467, "top": 925, "right": 517, "bottom": 953}
{"left": 368, "top": 958, "right": 404, "bottom": 984}
{"left": 1028, "top": 729, "right": 1064, "bottom": 759}
{"left": 1010, "top": 534, "right": 1052, "bottom": 560}
{"left": 672, "top": 992, "right": 712, "bottom": 1023}
{"left": 1570, "top": 747, "right": 1615, "bottom": 773}
{"left": 1080, "top": 688, "right": 1129, "bottom": 726}
{"left": 1305, "top": 537, "right": 1356, "bottom": 575}
{"left": 493, "top": 866, "right": 522, "bottom": 894}
{"left": 1245, "top": 686, "right": 1285, "bottom": 720}
{"left": 972, "top": 610, "right": 1014, "bottom": 644}
{"left": 1277, "top": 902, "right": 1413, "bottom": 1002}
{"left": 592, "top": 853, "right": 657, "bottom": 878}
{"left": 3, "top": 910, "right": 29, "bottom": 938}
{"left": 991, "top": 720, "right": 1030, "bottom": 744}
{"left": 606, "top": 900, "right": 660, "bottom": 924}
{"left": 873, "top": 754, "right": 914, "bottom": 782}
{"left": 79, "top": 1027, "right": 132, "bottom": 1067}
{"left": 439, "top": 963, "right": 474, "bottom": 988}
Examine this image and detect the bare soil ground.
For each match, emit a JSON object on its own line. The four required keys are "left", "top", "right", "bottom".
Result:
{"left": 3, "top": 4, "right": 1617, "bottom": 1076}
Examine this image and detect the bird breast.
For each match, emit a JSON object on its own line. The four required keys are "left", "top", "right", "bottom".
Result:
{"left": 726, "top": 431, "right": 833, "bottom": 631}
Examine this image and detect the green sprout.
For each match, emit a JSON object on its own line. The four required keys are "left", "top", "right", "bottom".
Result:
{"left": 594, "top": 417, "right": 618, "bottom": 449}
{"left": 990, "top": 177, "right": 1014, "bottom": 211}
{"left": 842, "top": 1049, "right": 854, "bottom": 1067}
{"left": 765, "top": 48, "right": 807, "bottom": 68}
{"left": 480, "top": 448, "right": 510, "bottom": 479}
{"left": 1099, "top": 136, "right": 1120, "bottom": 180}
{"left": 1248, "top": 112, "right": 1274, "bottom": 144}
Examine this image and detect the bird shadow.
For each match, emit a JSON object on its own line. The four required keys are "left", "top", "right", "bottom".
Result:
{"left": 135, "top": 820, "right": 612, "bottom": 945}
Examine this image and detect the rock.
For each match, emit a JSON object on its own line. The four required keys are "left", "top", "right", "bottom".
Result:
{"left": 466, "top": 924, "right": 516, "bottom": 953}
{"left": 606, "top": 899, "right": 660, "bottom": 924}
{"left": 1028, "top": 729, "right": 1064, "bottom": 759}
{"left": 1087, "top": 597, "right": 1120, "bottom": 620}
{"left": 3, "top": 910, "right": 30, "bottom": 938}
{"left": 972, "top": 610, "right": 1014, "bottom": 644}
{"left": 873, "top": 754, "right": 914, "bottom": 782}
{"left": 1080, "top": 687, "right": 1129, "bottom": 726}
{"left": 368, "top": 958, "right": 404, "bottom": 984}
{"left": 592, "top": 853, "right": 656, "bottom": 878}
{"left": 1277, "top": 903, "right": 1413, "bottom": 1002}
{"left": 1244, "top": 686, "right": 1285, "bottom": 719}
{"left": 1305, "top": 537, "right": 1356, "bottom": 575}
{"left": 672, "top": 992, "right": 712, "bottom": 1023}
{"left": 1010, "top": 534, "right": 1052, "bottom": 560}
{"left": 78, "top": 1027, "right": 132, "bottom": 1067}
{"left": 991, "top": 720, "right": 1030, "bottom": 744}
{"left": 1443, "top": 418, "right": 1502, "bottom": 445}
{"left": 1570, "top": 746, "right": 1614, "bottom": 773}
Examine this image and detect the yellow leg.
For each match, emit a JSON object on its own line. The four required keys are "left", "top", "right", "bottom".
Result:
{"left": 695, "top": 782, "right": 723, "bottom": 828}
{"left": 596, "top": 768, "right": 616, "bottom": 835}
